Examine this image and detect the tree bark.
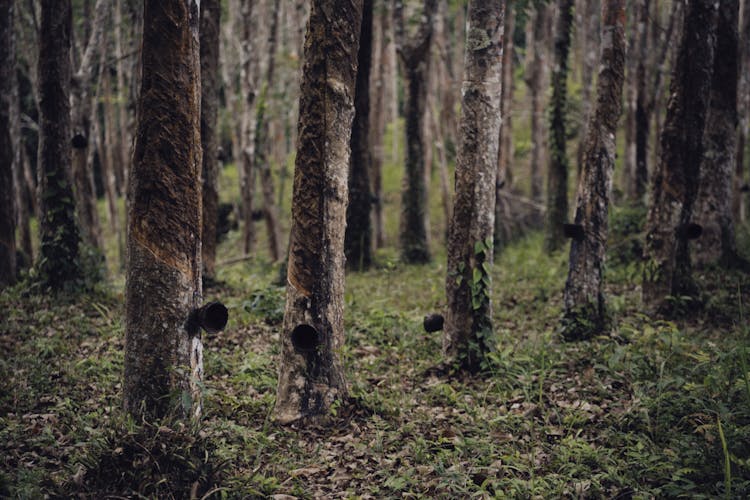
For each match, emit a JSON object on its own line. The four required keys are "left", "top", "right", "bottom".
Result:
{"left": 562, "top": 0, "right": 626, "bottom": 340}
{"left": 693, "top": 0, "right": 741, "bottom": 267}
{"left": 395, "top": 0, "right": 437, "bottom": 264}
{"left": 494, "top": 2, "right": 514, "bottom": 251}
{"left": 575, "top": 0, "right": 599, "bottom": 172}
{"left": 255, "top": 0, "right": 283, "bottom": 263}
{"left": 632, "top": 0, "right": 650, "bottom": 202}
{"left": 124, "top": 0, "right": 204, "bottom": 420}
{"left": 443, "top": 0, "right": 503, "bottom": 372}
{"left": 200, "top": 0, "right": 221, "bottom": 282}
{"left": 526, "top": 4, "right": 550, "bottom": 203}
{"left": 642, "top": 0, "right": 717, "bottom": 312}
{"left": 275, "top": 0, "right": 362, "bottom": 425}
{"left": 101, "top": 62, "right": 123, "bottom": 268}
{"left": 240, "top": 0, "right": 259, "bottom": 255}
{"left": 70, "top": 0, "right": 108, "bottom": 252}
{"left": 345, "top": 0, "right": 374, "bottom": 271}
{"left": 0, "top": 0, "right": 17, "bottom": 288}
{"left": 37, "top": 0, "right": 82, "bottom": 291}
{"left": 544, "top": 0, "right": 574, "bottom": 253}
{"left": 737, "top": 0, "right": 750, "bottom": 222}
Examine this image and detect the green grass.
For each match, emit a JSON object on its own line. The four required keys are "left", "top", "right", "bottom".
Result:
{"left": 3, "top": 89, "right": 750, "bottom": 498}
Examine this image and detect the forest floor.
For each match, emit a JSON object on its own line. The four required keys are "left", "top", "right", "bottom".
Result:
{"left": 2, "top": 213, "right": 750, "bottom": 498}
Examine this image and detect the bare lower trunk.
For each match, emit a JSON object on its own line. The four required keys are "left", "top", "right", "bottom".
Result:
{"left": 643, "top": 0, "right": 717, "bottom": 312}
{"left": 693, "top": 0, "right": 740, "bottom": 267}
{"left": 736, "top": 0, "right": 750, "bottom": 222}
{"left": 443, "top": 0, "right": 503, "bottom": 372}
{"left": 370, "top": 0, "right": 390, "bottom": 248}
{"left": 0, "top": 0, "right": 17, "bottom": 287}
{"left": 633, "top": 0, "right": 650, "bottom": 202}
{"left": 37, "top": 0, "right": 82, "bottom": 291}
{"left": 544, "top": 0, "right": 574, "bottom": 253}
{"left": 124, "top": 0, "right": 204, "bottom": 420}
{"left": 200, "top": 0, "right": 221, "bottom": 281}
{"left": 274, "top": 0, "right": 362, "bottom": 425}
{"left": 562, "top": 0, "right": 626, "bottom": 340}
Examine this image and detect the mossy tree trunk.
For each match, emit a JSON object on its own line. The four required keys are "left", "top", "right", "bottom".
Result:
{"left": 544, "top": 0, "right": 574, "bottom": 254}
{"left": 37, "top": 0, "right": 82, "bottom": 291}
{"left": 345, "top": 0, "right": 374, "bottom": 271}
{"left": 443, "top": 0, "right": 504, "bottom": 372}
{"left": 395, "top": 0, "right": 437, "bottom": 264}
{"left": 200, "top": 0, "right": 221, "bottom": 282}
{"left": 274, "top": 0, "right": 362, "bottom": 425}
{"left": 642, "top": 0, "right": 717, "bottom": 312}
{"left": 693, "top": 0, "right": 741, "bottom": 267}
{"left": 562, "top": 0, "right": 626, "bottom": 340}
{"left": 0, "top": 0, "right": 16, "bottom": 288}
{"left": 124, "top": 0, "right": 204, "bottom": 420}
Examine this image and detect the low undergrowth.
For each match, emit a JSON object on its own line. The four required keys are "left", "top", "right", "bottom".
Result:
{"left": 2, "top": 226, "right": 750, "bottom": 498}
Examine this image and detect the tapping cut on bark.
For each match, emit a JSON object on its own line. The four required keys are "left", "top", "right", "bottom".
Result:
{"left": 274, "top": 0, "right": 363, "bottom": 425}
{"left": 642, "top": 0, "right": 718, "bottom": 312}
{"left": 124, "top": 0, "right": 205, "bottom": 420}
{"left": 562, "top": 0, "right": 626, "bottom": 340}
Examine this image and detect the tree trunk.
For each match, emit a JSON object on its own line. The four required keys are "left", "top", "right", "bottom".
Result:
{"left": 443, "top": 0, "right": 503, "bottom": 372}
{"left": 544, "top": 0, "right": 574, "bottom": 253}
{"left": 70, "top": 0, "right": 108, "bottom": 252}
{"left": 632, "top": 0, "right": 650, "bottom": 202}
{"left": 345, "top": 0, "right": 374, "bottom": 271}
{"left": 255, "top": 0, "right": 283, "bottom": 263}
{"left": 101, "top": 64, "right": 123, "bottom": 268}
{"left": 737, "top": 0, "right": 750, "bottom": 222}
{"left": 240, "top": 0, "right": 259, "bottom": 255}
{"left": 274, "top": 0, "right": 362, "bottom": 425}
{"left": 642, "top": 0, "right": 717, "bottom": 312}
{"left": 562, "top": 0, "right": 626, "bottom": 340}
{"left": 395, "top": 0, "right": 437, "bottom": 264}
{"left": 37, "top": 0, "right": 82, "bottom": 291}
{"left": 0, "top": 0, "right": 17, "bottom": 288}
{"left": 693, "top": 0, "right": 741, "bottom": 267}
{"left": 494, "top": 2, "right": 514, "bottom": 251}
{"left": 200, "top": 0, "right": 221, "bottom": 282}
{"left": 526, "top": 4, "right": 549, "bottom": 203}
{"left": 371, "top": 0, "right": 390, "bottom": 248}
{"left": 124, "top": 0, "right": 204, "bottom": 420}
{"left": 575, "top": 0, "right": 599, "bottom": 172}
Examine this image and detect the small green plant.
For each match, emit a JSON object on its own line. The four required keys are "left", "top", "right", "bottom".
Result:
{"left": 243, "top": 286, "right": 285, "bottom": 324}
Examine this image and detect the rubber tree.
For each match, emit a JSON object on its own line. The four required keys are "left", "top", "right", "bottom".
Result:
{"left": 124, "top": 0, "right": 214, "bottom": 420}
{"left": 642, "top": 0, "right": 717, "bottom": 312}
{"left": 544, "top": 0, "right": 574, "bottom": 253}
{"left": 37, "top": 0, "right": 83, "bottom": 291}
{"left": 345, "top": 0, "right": 374, "bottom": 271}
{"left": 443, "top": 0, "right": 504, "bottom": 372}
{"left": 693, "top": 0, "right": 742, "bottom": 267}
{"left": 0, "top": 0, "right": 16, "bottom": 288}
{"left": 394, "top": 0, "right": 437, "bottom": 264}
{"left": 274, "top": 0, "right": 363, "bottom": 424}
{"left": 200, "top": 0, "right": 221, "bottom": 282}
{"left": 562, "top": 0, "right": 627, "bottom": 340}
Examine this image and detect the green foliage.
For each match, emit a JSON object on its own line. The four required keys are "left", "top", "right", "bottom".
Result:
{"left": 243, "top": 285, "right": 285, "bottom": 325}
